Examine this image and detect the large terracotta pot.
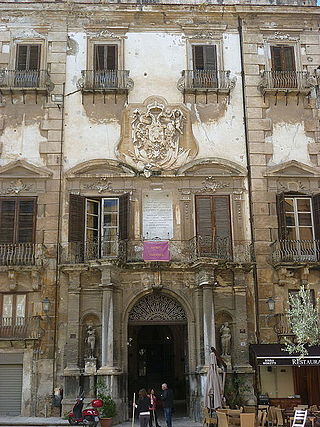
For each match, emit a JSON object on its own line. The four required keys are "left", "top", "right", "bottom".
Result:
{"left": 100, "top": 418, "right": 113, "bottom": 427}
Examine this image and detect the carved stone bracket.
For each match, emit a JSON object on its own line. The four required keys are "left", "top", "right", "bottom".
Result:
{"left": 8, "top": 270, "right": 17, "bottom": 291}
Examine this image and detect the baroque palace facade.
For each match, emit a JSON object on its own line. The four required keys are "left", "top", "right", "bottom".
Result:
{"left": 0, "top": 0, "right": 320, "bottom": 420}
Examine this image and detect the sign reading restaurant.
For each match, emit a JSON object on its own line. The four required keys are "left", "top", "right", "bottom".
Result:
{"left": 258, "top": 357, "right": 320, "bottom": 366}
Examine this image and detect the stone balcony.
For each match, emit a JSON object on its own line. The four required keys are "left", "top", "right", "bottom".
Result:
{"left": 0, "top": 69, "right": 53, "bottom": 93}
{"left": 60, "top": 237, "right": 253, "bottom": 266}
{"left": 77, "top": 70, "right": 134, "bottom": 93}
{"left": 0, "top": 243, "right": 45, "bottom": 266}
{"left": 0, "top": 316, "right": 42, "bottom": 340}
{"left": 270, "top": 239, "right": 320, "bottom": 265}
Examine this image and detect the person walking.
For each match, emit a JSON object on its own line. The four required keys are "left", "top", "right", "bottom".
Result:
{"left": 148, "top": 388, "right": 161, "bottom": 427}
{"left": 135, "top": 389, "right": 151, "bottom": 427}
{"left": 160, "top": 383, "right": 173, "bottom": 427}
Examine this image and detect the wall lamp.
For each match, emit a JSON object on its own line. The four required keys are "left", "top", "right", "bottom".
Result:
{"left": 266, "top": 297, "right": 275, "bottom": 313}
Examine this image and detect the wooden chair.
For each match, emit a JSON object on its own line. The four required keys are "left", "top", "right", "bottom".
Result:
{"left": 268, "top": 406, "right": 278, "bottom": 426}
{"left": 203, "top": 408, "right": 217, "bottom": 427}
{"left": 240, "top": 413, "right": 255, "bottom": 427}
{"left": 274, "top": 407, "right": 284, "bottom": 427}
{"left": 217, "top": 411, "right": 229, "bottom": 427}
{"left": 297, "top": 406, "right": 308, "bottom": 410}
{"left": 258, "top": 411, "right": 267, "bottom": 427}
{"left": 243, "top": 406, "right": 257, "bottom": 414}
{"left": 292, "top": 410, "right": 308, "bottom": 427}
{"left": 309, "top": 405, "right": 318, "bottom": 412}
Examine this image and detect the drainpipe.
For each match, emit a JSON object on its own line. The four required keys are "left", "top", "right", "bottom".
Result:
{"left": 238, "top": 17, "right": 260, "bottom": 344}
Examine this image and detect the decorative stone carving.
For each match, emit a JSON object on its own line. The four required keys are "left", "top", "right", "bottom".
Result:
{"left": 88, "top": 29, "right": 126, "bottom": 40}
{"left": 67, "top": 37, "right": 78, "bottom": 56}
{"left": 13, "top": 29, "right": 45, "bottom": 40}
{"left": 83, "top": 178, "right": 132, "bottom": 194}
{"left": 200, "top": 176, "right": 230, "bottom": 192}
{"left": 117, "top": 96, "right": 198, "bottom": 171}
{"left": 86, "top": 325, "right": 96, "bottom": 358}
{"left": 263, "top": 32, "right": 300, "bottom": 41}
{"left": 220, "top": 322, "right": 232, "bottom": 356}
{"left": 128, "top": 293, "right": 187, "bottom": 322}
{"left": 0, "top": 179, "right": 32, "bottom": 195}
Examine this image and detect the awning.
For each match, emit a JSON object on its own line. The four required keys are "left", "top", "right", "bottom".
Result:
{"left": 250, "top": 344, "right": 320, "bottom": 366}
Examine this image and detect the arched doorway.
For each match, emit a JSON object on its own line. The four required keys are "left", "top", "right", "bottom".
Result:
{"left": 128, "top": 293, "right": 188, "bottom": 413}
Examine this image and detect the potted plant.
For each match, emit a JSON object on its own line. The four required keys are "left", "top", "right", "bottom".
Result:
{"left": 97, "top": 381, "right": 117, "bottom": 427}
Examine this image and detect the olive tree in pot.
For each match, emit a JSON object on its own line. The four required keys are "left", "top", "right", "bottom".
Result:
{"left": 97, "top": 381, "right": 117, "bottom": 427}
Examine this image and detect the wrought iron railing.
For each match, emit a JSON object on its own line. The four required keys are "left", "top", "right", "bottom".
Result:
{"left": 179, "top": 70, "right": 233, "bottom": 91}
{"left": 0, "top": 69, "right": 52, "bottom": 90}
{"left": 78, "top": 70, "right": 133, "bottom": 91}
{"left": 271, "top": 240, "right": 320, "bottom": 263}
{"left": 260, "top": 70, "right": 312, "bottom": 91}
{"left": 0, "top": 243, "right": 44, "bottom": 266}
{"left": 0, "top": 316, "right": 41, "bottom": 339}
{"left": 61, "top": 238, "right": 252, "bottom": 264}
{"left": 273, "top": 313, "right": 295, "bottom": 342}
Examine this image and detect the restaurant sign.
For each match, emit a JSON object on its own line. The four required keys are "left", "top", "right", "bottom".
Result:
{"left": 258, "top": 357, "right": 320, "bottom": 366}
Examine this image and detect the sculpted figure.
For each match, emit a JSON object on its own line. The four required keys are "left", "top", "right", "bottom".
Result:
{"left": 86, "top": 325, "right": 96, "bottom": 358}
{"left": 220, "top": 322, "right": 231, "bottom": 356}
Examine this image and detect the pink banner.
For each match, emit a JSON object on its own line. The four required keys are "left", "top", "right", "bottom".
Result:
{"left": 143, "top": 241, "right": 170, "bottom": 262}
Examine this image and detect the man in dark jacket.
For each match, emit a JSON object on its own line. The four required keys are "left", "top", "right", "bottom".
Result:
{"left": 160, "top": 383, "right": 173, "bottom": 427}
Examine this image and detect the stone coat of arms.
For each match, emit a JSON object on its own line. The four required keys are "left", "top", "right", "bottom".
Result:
{"left": 117, "top": 97, "right": 198, "bottom": 171}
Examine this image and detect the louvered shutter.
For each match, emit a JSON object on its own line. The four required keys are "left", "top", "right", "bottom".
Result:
{"left": 271, "top": 46, "right": 283, "bottom": 71}
{"left": 214, "top": 196, "right": 231, "bottom": 257}
{"left": 29, "top": 45, "right": 40, "bottom": 70}
{"left": 94, "top": 45, "right": 105, "bottom": 71}
{"left": 204, "top": 45, "right": 217, "bottom": 71}
{"left": 16, "top": 46, "right": 28, "bottom": 71}
{"left": 195, "top": 196, "right": 214, "bottom": 255}
{"left": 282, "top": 46, "right": 295, "bottom": 71}
{"left": 17, "top": 199, "right": 36, "bottom": 243}
{"left": 0, "top": 199, "right": 16, "bottom": 243}
{"left": 68, "top": 194, "right": 85, "bottom": 244}
{"left": 276, "top": 193, "right": 287, "bottom": 240}
{"left": 312, "top": 194, "right": 320, "bottom": 241}
{"left": 193, "top": 45, "right": 205, "bottom": 70}
{"left": 107, "top": 45, "right": 117, "bottom": 70}
{"left": 119, "top": 193, "right": 129, "bottom": 240}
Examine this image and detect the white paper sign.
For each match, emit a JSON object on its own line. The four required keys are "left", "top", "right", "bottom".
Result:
{"left": 143, "top": 192, "right": 173, "bottom": 239}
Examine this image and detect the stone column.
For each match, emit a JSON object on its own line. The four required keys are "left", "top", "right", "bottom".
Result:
{"left": 202, "top": 284, "right": 216, "bottom": 366}
{"left": 98, "top": 268, "right": 117, "bottom": 373}
{"left": 63, "top": 267, "right": 87, "bottom": 375}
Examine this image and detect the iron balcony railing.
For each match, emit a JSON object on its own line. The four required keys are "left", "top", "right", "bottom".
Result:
{"left": 61, "top": 237, "right": 252, "bottom": 265}
{"left": 0, "top": 243, "right": 44, "bottom": 266}
{"left": 260, "top": 70, "right": 312, "bottom": 92}
{"left": 180, "top": 70, "right": 233, "bottom": 92}
{"left": 273, "top": 313, "right": 295, "bottom": 342}
{"left": 0, "top": 316, "right": 41, "bottom": 340}
{"left": 0, "top": 69, "right": 52, "bottom": 90}
{"left": 79, "top": 70, "right": 133, "bottom": 91}
{"left": 271, "top": 240, "right": 320, "bottom": 264}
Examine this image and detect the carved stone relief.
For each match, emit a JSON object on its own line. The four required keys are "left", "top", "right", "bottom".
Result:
{"left": 117, "top": 97, "right": 198, "bottom": 171}
{"left": 0, "top": 179, "right": 32, "bottom": 195}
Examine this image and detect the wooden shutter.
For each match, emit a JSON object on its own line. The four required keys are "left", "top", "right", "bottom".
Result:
{"left": 16, "top": 45, "right": 40, "bottom": 70}
{"left": 0, "top": 199, "right": 16, "bottom": 243}
{"left": 276, "top": 193, "right": 287, "bottom": 240}
{"left": 214, "top": 196, "right": 231, "bottom": 239}
{"left": 195, "top": 196, "right": 213, "bottom": 239}
{"left": 119, "top": 193, "right": 129, "bottom": 240}
{"left": 68, "top": 194, "right": 85, "bottom": 244}
{"left": 193, "top": 45, "right": 217, "bottom": 70}
{"left": 107, "top": 45, "right": 117, "bottom": 70}
{"left": 17, "top": 199, "right": 36, "bottom": 243}
{"left": 271, "top": 45, "right": 295, "bottom": 71}
{"left": 312, "top": 193, "right": 320, "bottom": 241}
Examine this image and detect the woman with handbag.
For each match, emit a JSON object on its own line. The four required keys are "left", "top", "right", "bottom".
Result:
{"left": 148, "top": 389, "right": 161, "bottom": 427}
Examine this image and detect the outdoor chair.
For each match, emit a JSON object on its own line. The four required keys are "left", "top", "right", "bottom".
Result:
{"left": 217, "top": 411, "right": 229, "bottom": 427}
{"left": 243, "top": 406, "right": 256, "bottom": 414}
{"left": 203, "top": 408, "right": 217, "bottom": 427}
{"left": 240, "top": 413, "right": 255, "bottom": 427}
{"left": 292, "top": 410, "right": 308, "bottom": 427}
{"left": 258, "top": 411, "right": 267, "bottom": 427}
{"left": 274, "top": 407, "right": 284, "bottom": 427}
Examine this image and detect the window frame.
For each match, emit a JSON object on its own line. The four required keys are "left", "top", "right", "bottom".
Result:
{"left": 264, "top": 39, "right": 302, "bottom": 72}
{"left": 0, "top": 197, "right": 37, "bottom": 244}
{"left": 186, "top": 38, "right": 223, "bottom": 72}
{"left": 87, "top": 38, "right": 124, "bottom": 71}
{"left": 0, "top": 293, "right": 27, "bottom": 325}
{"left": 10, "top": 40, "right": 46, "bottom": 71}
{"left": 283, "top": 196, "right": 315, "bottom": 241}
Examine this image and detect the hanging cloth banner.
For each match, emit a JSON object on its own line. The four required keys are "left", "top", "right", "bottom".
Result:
{"left": 143, "top": 241, "right": 170, "bottom": 262}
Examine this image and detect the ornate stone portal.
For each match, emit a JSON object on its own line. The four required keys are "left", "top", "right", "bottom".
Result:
{"left": 117, "top": 96, "right": 198, "bottom": 171}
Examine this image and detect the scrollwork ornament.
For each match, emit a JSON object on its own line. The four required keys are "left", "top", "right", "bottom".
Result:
{"left": 1, "top": 179, "right": 32, "bottom": 195}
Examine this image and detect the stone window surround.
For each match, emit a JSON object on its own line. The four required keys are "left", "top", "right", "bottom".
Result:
{"left": 9, "top": 39, "right": 47, "bottom": 71}
{"left": 262, "top": 37, "right": 303, "bottom": 72}
{"left": 186, "top": 36, "right": 224, "bottom": 71}
{"left": 86, "top": 38, "right": 124, "bottom": 71}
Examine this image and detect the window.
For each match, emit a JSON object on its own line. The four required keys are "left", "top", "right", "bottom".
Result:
{"left": 288, "top": 289, "right": 316, "bottom": 307}
{"left": 94, "top": 45, "right": 117, "bottom": 71}
{"left": 276, "top": 194, "right": 320, "bottom": 260}
{"left": 1, "top": 294, "right": 26, "bottom": 326}
{"left": 15, "top": 44, "right": 41, "bottom": 88}
{"left": 191, "top": 45, "right": 218, "bottom": 88}
{"left": 0, "top": 198, "right": 36, "bottom": 244}
{"left": 271, "top": 45, "right": 295, "bottom": 72}
{"left": 195, "top": 195, "right": 231, "bottom": 257}
{"left": 69, "top": 194, "right": 129, "bottom": 259}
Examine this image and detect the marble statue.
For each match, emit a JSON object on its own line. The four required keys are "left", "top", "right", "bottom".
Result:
{"left": 220, "top": 322, "right": 231, "bottom": 356}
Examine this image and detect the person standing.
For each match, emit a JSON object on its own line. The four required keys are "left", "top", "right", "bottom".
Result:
{"left": 135, "top": 389, "right": 151, "bottom": 427}
{"left": 160, "top": 383, "right": 173, "bottom": 427}
{"left": 148, "top": 388, "right": 161, "bottom": 427}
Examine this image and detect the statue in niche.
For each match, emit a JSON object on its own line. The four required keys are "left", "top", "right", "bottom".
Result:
{"left": 86, "top": 325, "right": 96, "bottom": 358}
{"left": 220, "top": 322, "right": 231, "bottom": 356}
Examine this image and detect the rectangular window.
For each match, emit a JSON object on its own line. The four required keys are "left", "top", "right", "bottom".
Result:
{"left": 271, "top": 45, "right": 295, "bottom": 71}
{"left": 94, "top": 45, "right": 117, "bottom": 71}
{"left": 1, "top": 294, "right": 26, "bottom": 326}
{"left": 283, "top": 197, "right": 314, "bottom": 241}
{"left": 16, "top": 44, "right": 41, "bottom": 71}
{"left": 69, "top": 194, "right": 129, "bottom": 259}
{"left": 195, "top": 195, "right": 231, "bottom": 257}
{"left": 0, "top": 198, "right": 36, "bottom": 244}
{"left": 191, "top": 45, "right": 218, "bottom": 88}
